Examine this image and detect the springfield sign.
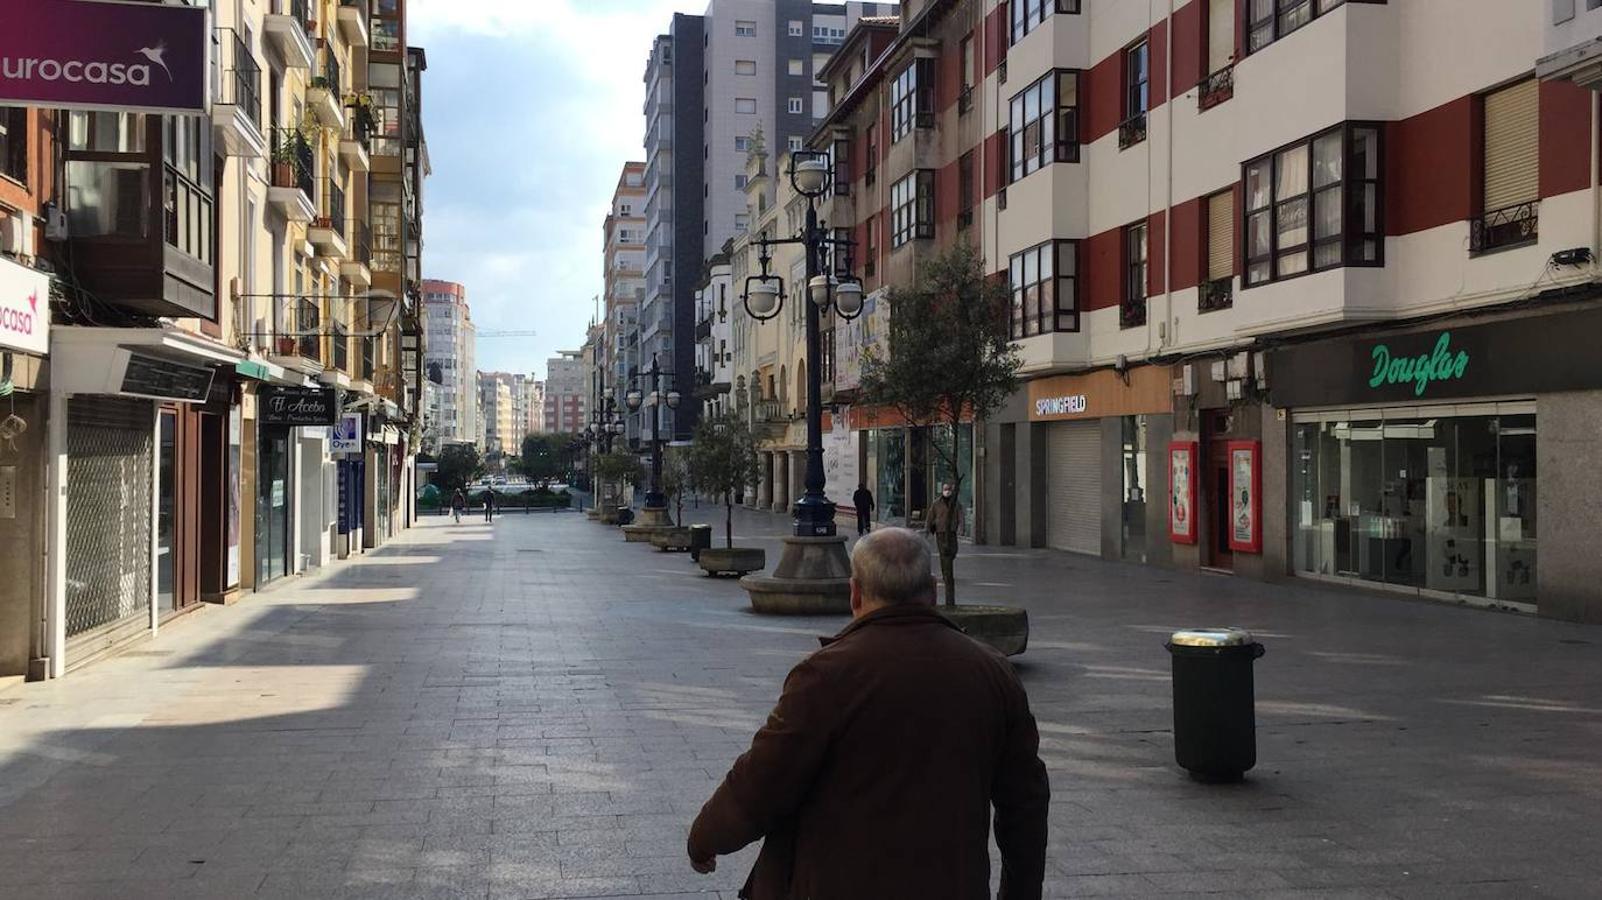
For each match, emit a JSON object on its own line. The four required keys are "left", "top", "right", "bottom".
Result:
{"left": 0, "top": 0, "right": 209, "bottom": 114}
{"left": 0, "top": 256, "right": 49, "bottom": 356}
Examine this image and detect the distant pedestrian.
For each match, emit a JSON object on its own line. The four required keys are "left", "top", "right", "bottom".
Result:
{"left": 687, "top": 527, "right": 1049, "bottom": 899}
{"left": 852, "top": 482, "right": 874, "bottom": 536}
{"left": 927, "top": 481, "right": 963, "bottom": 605}
{"left": 483, "top": 489, "right": 496, "bottom": 523}
{"left": 450, "top": 489, "right": 467, "bottom": 524}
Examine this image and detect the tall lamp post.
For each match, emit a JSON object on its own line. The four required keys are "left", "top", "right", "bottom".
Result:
{"left": 623, "top": 354, "right": 680, "bottom": 527}
{"left": 738, "top": 150, "right": 864, "bottom": 613}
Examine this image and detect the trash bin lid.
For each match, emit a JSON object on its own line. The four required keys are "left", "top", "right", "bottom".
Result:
{"left": 1169, "top": 628, "right": 1255, "bottom": 648}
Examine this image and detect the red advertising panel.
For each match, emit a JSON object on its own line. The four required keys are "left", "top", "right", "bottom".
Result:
{"left": 0, "top": 0, "right": 209, "bottom": 114}
{"left": 1227, "top": 440, "right": 1262, "bottom": 554}
{"left": 1168, "top": 441, "right": 1198, "bottom": 545}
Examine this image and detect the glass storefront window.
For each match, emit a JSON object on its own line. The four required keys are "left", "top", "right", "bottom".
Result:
{"left": 1122, "top": 416, "right": 1148, "bottom": 561}
{"left": 869, "top": 428, "right": 905, "bottom": 521}
{"left": 1293, "top": 405, "right": 1536, "bottom": 605}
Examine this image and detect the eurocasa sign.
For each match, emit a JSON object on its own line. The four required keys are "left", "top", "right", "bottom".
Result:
{"left": 0, "top": 0, "right": 209, "bottom": 115}
{"left": 0, "top": 257, "right": 49, "bottom": 356}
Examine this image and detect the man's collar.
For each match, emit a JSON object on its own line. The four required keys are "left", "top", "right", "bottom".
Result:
{"left": 817, "top": 603, "right": 959, "bottom": 647}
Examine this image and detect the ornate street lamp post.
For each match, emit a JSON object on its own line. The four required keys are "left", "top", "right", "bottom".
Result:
{"left": 738, "top": 150, "right": 864, "bottom": 613}
{"left": 623, "top": 353, "right": 680, "bottom": 527}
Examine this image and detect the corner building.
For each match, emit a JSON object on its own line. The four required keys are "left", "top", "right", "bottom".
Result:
{"left": 807, "top": 0, "right": 1602, "bottom": 621}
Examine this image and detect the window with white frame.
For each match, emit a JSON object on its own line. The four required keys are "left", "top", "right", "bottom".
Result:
{"left": 735, "top": 174, "right": 748, "bottom": 189}
{"left": 1012, "top": 0, "right": 1080, "bottom": 45}
{"left": 735, "top": 97, "right": 757, "bottom": 114}
{"left": 1009, "top": 240, "right": 1078, "bottom": 337}
{"left": 788, "top": 136, "right": 804, "bottom": 152}
{"left": 1243, "top": 122, "right": 1382, "bottom": 286}
{"left": 789, "top": 20, "right": 804, "bottom": 36}
{"left": 735, "top": 59, "right": 757, "bottom": 76}
{"left": 1009, "top": 69, "right": 1079, "bottom": 182}
{"left": 735, "top": 20, "right": 756, "bottom": 36}
{"left": 891, "top": 170, "right": 935, "bottom": 247}
{"left": 788, "top": 59, "right": 804, "bottom": 76}
{"left": 735, "top": 135, "right": 750, "bottom": 152}
{"left": 788, "top": 97, "right": 804, "bottom": 114}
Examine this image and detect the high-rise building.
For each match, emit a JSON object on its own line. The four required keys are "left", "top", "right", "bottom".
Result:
{"left": 476, "top": 371, "right": 534, "bottom": 456}
{"left": 544, "top": 352, "right": 589, "bottom": 434}
{"left": 604, "top": 163, "right": 647, "bottom": 442}
{"left": 640, "top": 2, "right": 896, "bottom": 442}
{"left": 422, "top": 279, "right": 478, "bottom": 448}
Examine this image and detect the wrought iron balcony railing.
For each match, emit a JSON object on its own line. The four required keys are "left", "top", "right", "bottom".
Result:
{"left": 1470, "top": 201, "right": 1539, "bottom": 255}
{"left": 320, "top": 179, "right": 346, "bottom": 237}
{"left": 1120, "top": 296, "right": 1147, "bottom": 329}
{"left": 312, "top": 42, "right": 341, "bottom": 94}
{"left": 1118, "top": 112, "right": 1147, "bottom": 150}
{"left": 271, "top": 127, "right": 314, "bottom": 198}
{"left": 1198, "top": 66, "right": 1234, "bottom": 112}
{"left": 218, "top": 29, "right": 262, "bottom": 128}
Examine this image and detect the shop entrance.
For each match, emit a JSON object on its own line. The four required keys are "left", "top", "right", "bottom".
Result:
{"left": 256, "top": 426, "right": 292, "bottom": 586}
{"left": 1204, "top": 411, "right": 1234, "bottom": 571}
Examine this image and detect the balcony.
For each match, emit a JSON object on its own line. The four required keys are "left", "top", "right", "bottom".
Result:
{"left": 307, "top": 48, "right": 344, "bottom": 128}
{"left": 753, "top": 399, "right": 787, "bottom": 441}
{"left": 337, "top": 0, "right": 369, "bottom": 48}
{"left": 341, "top": 221, "right": 373, "bottom": 287}
{"left": 1470, "top": 201, "right": 1539, "bottom": 255}
{"left": 1118, "top": 113, "right": 1147, "bottom": 150}
{"left": 264, "top": 0, "right": 315, "bottom": 71}
{"left": 1198, "top": 277, "right": 1234, "bottom": 313}
{"left": 309, "top": 179, "right": 348, "bottom": 259}
{"left": 1121, "top": 296, "right": 1147, "bottom": 329}
{"left": 268, "top": 128, "right": 316, "bottom": 223}
{"left": 694, "top": 316, "right": 714, "bottom": 341}
{"left": 340, "top": 107, "right": 372, "bottom": 172}
{"left": 211, "top": 29, "right": 267, "bottom": 158}
{"left": 1198, "top": 66, "right": 1234, "bottom": 112}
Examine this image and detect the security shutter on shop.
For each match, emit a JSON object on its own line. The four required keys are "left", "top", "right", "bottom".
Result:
{"left": 1047, "top": 421, "right": 1102, "bottom": 555}
{"left": 64, "top": 397, "right": 154, "bottom": 668}
{"left": 1483, "top": 79, "right": 1539, "bottom": 212}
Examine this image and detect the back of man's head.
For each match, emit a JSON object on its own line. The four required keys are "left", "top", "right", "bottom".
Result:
{"left": 850, "top": 528, "right": 936, "bottom": 612}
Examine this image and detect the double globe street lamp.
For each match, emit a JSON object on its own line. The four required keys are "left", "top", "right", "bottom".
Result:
{"left": 586, "top": 389, "right": 626, "bottom": 454}
{"left": 742, "top": 150, "right": 863, "bottom": 538}
{"left": 624, "top": 354, "right": 680, "bottom": 521}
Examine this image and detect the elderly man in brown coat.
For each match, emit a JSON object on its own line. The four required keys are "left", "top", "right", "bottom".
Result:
{"left": 687, "top": 527, "right": 1050, "bottom": 899}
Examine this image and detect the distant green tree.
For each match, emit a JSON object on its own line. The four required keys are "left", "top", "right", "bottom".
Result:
{"left": 688, "top": 415, "right": 761, "bottom": 548}
{"left": 435, "top": 444, "right": 483, "bottom": 495}
{"left": 661, "top": 446, "right": 691, "bottom": 525}
{"left": 593, "top": 450, "right": 645, "bottom": 498}
{"left": 520, "top": 433, "right": 578, "bottom": 485}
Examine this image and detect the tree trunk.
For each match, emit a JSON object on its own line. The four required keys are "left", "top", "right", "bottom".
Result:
{"left": 725, "top": 500, "right": 734, "bottom": 549}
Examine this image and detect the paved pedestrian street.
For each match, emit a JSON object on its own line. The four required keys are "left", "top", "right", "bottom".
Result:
{"left": 2, "top": 508, "right": 1600, "bottom": 900}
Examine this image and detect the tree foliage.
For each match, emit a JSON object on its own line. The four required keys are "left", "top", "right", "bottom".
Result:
{"left": 434, "top": 444, "right": 483, "bottom": 494}
{"left": 592, "top": 450, "right": 645, "bottom": 491}
{"left": 661, "top": 446, "right": 691, "bottom": 524}
{"left": 688, "top": 415, "right": 761, "bottom": 548}
{"left": 520, "top": 432, "right": 579, "bottom": 485}
{"left": 858, "top": 240, "right": 1021, "bottom": 523}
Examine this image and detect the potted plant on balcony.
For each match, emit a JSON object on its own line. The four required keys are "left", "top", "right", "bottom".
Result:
{"left": 687, "top": 413, "right": 765, "bottom": 577}
{"left": 859, "top": 241, "right": 1030, "bottom": 656}
{"left": 346, "top": 92, "right": 377, "bottom": 142}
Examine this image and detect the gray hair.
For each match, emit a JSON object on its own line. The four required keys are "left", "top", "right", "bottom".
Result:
{"left": 851, "top": 528, "right": 936, "bottom": 606}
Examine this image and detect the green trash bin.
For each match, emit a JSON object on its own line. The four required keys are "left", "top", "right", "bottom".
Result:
{"left": 1165, "top": 628, "right": 1266, "bottom": 782}
{"left": 688, "top": 524, "right": 713, "bottom": 561}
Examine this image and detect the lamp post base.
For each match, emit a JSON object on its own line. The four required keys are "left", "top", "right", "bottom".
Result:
{"left": 621, "top": 504, "right": 675, "bottom": 542}
{"left": 740, "top": 535, "right": 851, "bottom": 615}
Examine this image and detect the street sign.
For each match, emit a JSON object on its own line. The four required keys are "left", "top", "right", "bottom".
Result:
{"left": 0, "top": 0, "right": 210, "bottom": 115}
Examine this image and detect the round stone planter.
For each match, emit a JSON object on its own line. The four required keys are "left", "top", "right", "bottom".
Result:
{"left": 621, "top": 524, "right": 670, "bottom": 543}
{"left": 740, "top": 536, "right": 851, "bottom": 615}
{"left": 698, "top": 547, "right": 766, "bottom": 577}
{"left": 938, "top": 604, "right": 1030, "bottom": 657}
{"left": 650, "top": 526, "right": 694, "bottom": 552}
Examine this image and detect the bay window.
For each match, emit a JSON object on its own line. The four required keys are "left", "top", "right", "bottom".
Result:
{"left": 1012, "top": 0, "right": 1081, "bottom": 45}
{"left": 1009, "top": 240, "right": 1078, "bottom": 338}
{"left": 891, "top": 58, "right": 934, "bottom": 142}
{"left": 1243, "top": 122, "right": 1382, "bottom": 287}
{"left": 1249, "top": 0, "right": 1365, "bottom": 54}
{"left": 1009, "top": 69, "right": 1080, "bottom": 182}
{"left": 891, "top": 170, "right": 934, "bottom": 248}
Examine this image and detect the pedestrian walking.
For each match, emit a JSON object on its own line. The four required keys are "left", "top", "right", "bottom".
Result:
{"left": 687, "top": 527, "right": 1049, "bottom": 899}
{"left": 852, "top": 482, "right": 874, "bottom": 536}
{"left": 927, "top": 481, "right": 964, "bottom": 604}
{"left": 483, "top": 489, "right": 496, "bottom": 523}
{"left": 450, "top": 488, "right": 467, "bottom": 524}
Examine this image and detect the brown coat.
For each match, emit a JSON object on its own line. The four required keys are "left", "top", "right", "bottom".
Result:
{"left": 928, "top": 494, "right": 964, "bottom": 557}
{"left": 688, "top": 605, "right": 1050, "bottom": 900}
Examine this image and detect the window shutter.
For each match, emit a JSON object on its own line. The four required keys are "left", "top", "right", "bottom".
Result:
{"left": 1207, "top": 0, "right": 1234, "bottom": 74}
{"left": 1207, "top": 190, "right": 1235, "bottom": 281}
{"left": 1483, "top": 79, "right": 1540, "bottom": 212}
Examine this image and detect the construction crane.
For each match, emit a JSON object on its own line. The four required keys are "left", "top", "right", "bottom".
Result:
{"left": 475, "top": 330, "right": 539, "bottom": 338}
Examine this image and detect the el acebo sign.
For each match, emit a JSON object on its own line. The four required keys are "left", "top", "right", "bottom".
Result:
{"left": 258, "top": 387, "right": 337, "bottom": 427}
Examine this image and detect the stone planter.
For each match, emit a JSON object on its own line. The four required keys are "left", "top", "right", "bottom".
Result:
{"left": 650, "top": 526, "right": 694, "bottom": 552}
{"left": 938, "top": 604, "right": 1030, "bottom": 657}
{"left": 741, "top": 536, "right": 851, "bottom": 615}
{"left": 699, "top": 546, "right": 766, "bottom": 577}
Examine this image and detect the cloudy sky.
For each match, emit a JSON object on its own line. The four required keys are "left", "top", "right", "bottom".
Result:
{"left": 410, "top": 0, "right": 687, "bottom": 380}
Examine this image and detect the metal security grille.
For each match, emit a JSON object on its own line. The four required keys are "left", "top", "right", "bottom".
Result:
{"left": 64, "top": 397, "right": 153, "bottom": 640}
{"left": 1047, "top": 421, "right": 1102, "bottom": 555}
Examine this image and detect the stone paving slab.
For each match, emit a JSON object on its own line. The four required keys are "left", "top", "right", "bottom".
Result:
{"left": 0, "top": 506, "right": 1599, "bottom": 898}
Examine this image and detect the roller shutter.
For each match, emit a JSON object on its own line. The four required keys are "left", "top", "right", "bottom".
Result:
{"left": 1047, "top": 421, "right": 1102, "bottom": 555}
{"left": 1483, "top": 79, "right": 1539, "bottom": 212}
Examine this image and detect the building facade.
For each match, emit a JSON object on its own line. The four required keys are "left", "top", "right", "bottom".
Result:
{"left": 770, "top": 0, "right": 1602, "bottom": 622}
{"left": 543, "top": 351, "right": 589, "bottom": 435}
{"left": 422, "top": 278, "right": 476, "bottom": 449}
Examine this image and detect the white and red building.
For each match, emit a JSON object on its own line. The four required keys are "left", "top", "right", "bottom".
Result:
{"left": 803, "top": 0, "right": 1602, "bottom": 621}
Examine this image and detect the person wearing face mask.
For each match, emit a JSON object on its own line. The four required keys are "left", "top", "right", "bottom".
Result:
{"left": 927, "top": 482, "right": 964, "bottom": 605}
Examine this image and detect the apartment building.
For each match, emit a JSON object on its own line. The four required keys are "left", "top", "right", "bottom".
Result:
{"left": 477, "top": 371, "right": 515, "bottom": 456}
{"left": 760, "top": 0, "right": 1602, "bottom": 622}
{"left": 0, "top": 0, "right": 429, "bottom": 680}
{"left": 544, "top": 351, "right": 589, "bottom": 434}
{"left": 604, "top": 162, "right": 647, "bottom": 443}
{"left": 639, "top": 2, "right": 898, "bottom": 445}
{"left": 422, "top": 278, "right": 477, "bottom": 448}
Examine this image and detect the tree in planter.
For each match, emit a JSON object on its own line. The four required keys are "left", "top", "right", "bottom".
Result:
{"left": 592, "top": 450, "right": 645, "bottom": 504}
{"left": 661, "top": 446, "right": 691, "bottom": 526}
{"left": 688, "top": 415, "right": 762, "bottom": 549}
{"left": 858, "top": 241, "right": 1022, "bottom": 607}
{"left": 435, "top": 444, "right": 483, "bottom": 496}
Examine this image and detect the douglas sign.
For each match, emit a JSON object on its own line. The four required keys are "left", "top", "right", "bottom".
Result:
{"left": 0, "top": 0, "right": 208, "bottom": 114}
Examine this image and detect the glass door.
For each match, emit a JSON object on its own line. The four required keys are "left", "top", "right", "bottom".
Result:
{"left": 156, "top": 410, "right": 177, "bottom": 613}
{"left": 256, "top": 426, "right": 290, "bottom": 585}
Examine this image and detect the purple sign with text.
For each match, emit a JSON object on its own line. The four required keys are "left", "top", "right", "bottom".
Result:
{"left": 0, "top": 0, "right": 209, "bottom": 114}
